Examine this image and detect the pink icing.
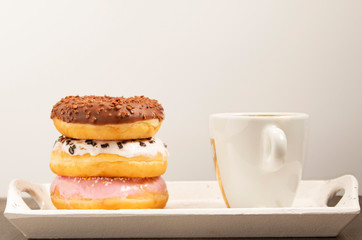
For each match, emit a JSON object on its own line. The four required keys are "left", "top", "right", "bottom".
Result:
{"left": 51, "top": 176, "right": 167, "bottom": 199}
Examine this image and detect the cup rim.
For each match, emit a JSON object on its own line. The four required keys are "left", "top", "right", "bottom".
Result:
{"left": 210, "top": 112, "right": 309, "bottom": 119}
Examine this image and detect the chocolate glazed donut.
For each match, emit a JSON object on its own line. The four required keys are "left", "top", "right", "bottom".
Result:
{"left": 51, "top": 95, "right": 164, "bottom": 140}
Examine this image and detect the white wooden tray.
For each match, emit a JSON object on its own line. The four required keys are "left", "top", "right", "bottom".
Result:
{"left": 4, "top": 175, "right": 360, "bottom": 238}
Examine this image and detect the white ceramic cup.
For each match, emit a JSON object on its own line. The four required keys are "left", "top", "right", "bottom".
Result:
{"left": 210, "top": 113, "right": 309, "bottom": 208}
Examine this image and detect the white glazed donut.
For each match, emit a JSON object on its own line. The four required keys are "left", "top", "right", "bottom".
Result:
{"left": 50, "top": 136, "right": 168, "bottom": 178}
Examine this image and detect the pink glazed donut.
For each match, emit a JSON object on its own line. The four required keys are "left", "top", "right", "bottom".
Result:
{"left": 50, "top": 176, "right": 168, "bottom": 209}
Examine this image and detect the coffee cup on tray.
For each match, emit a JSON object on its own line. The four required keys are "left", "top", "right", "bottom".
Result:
{"left": 210, "top": 113, "right": 308, "bottom": 208}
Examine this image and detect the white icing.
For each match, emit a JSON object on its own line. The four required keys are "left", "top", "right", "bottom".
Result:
{"left": 53, "top": 137, "right": 168, "bottom": 158}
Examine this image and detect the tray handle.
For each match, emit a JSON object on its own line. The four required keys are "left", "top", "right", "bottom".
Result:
{"left": 318, "top": 175, "right": 359, "bottom": 208}
{"left": 6, "top": 179, "right": 55, "bottom": 211}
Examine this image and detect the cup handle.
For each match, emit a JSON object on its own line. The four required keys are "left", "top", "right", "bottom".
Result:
{"left": 6, "top": 179, "right": 55, "bottom": 211}
{"left": 262, "top": 125, "right": 287, "bottom": 172}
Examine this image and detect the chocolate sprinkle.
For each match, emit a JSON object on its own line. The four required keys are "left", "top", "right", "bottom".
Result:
{"left": 117, "top": 142, "right": 123, "bottom": 149}
{"left": 139, "top": 142, "right": 146, "bottom": 147}
{"left": 51, "top": 95, "right": 164, "bottom": 125}
{"left": 149, "top": 139, "right": 155, "bottom": 144}
{"left": 163, "top": 143, "right": 167, "bottom": 148}
{"left": 101, "top": 143, "right": 109, "bottom": 148}
{"left": 85, "top": 139, "right": 97, "bottom": 147}
{"left": 69, "top": 146, "right": 75, "bottom": 155}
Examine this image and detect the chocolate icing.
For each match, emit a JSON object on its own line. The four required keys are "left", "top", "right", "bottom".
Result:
{"left": 51, "top": 95, "right": 164, "bottom": 125}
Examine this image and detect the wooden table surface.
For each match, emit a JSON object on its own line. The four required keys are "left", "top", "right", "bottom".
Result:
{"left": 1, "top": 197, "right": 361, "bottom": 240}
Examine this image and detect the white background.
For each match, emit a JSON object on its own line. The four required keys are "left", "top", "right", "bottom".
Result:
{"left": 0, "top": 0, "right": 361, "bottom": 196}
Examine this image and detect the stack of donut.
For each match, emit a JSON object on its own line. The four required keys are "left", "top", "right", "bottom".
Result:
{"left": 49, "top": 95, "right": 169, "bottom": 209}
